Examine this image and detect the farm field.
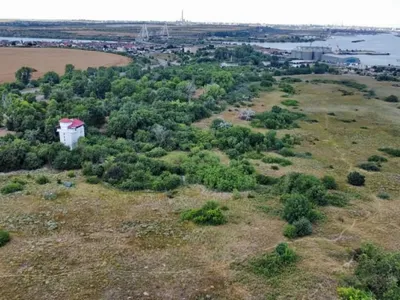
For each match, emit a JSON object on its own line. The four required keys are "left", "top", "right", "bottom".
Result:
{"left": 0, "top": 48, "right": 131, "bottom": 83}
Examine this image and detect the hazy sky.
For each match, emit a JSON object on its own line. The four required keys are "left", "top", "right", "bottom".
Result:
{"left": 1, "top": 0, "right": 399, "bottom": 27}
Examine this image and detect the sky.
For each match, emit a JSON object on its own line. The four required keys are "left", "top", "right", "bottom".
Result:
{"left": 1, "top": 0, "right": 399, "bottom": 28}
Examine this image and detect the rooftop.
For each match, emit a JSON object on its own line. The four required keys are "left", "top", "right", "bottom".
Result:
{"left": 59, "top": 118, "right": 85, "bottom": 129}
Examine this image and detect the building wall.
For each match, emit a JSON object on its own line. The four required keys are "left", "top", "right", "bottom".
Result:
{"left": 57, "top": 126, "right": 85, "bottom": 150}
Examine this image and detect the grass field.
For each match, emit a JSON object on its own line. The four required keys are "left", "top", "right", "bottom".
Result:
{"left": 0, "top": 48, "right": 131, "bottom": 83}
{"left": 1, "top": 75, "right": 400, "bottom": 299}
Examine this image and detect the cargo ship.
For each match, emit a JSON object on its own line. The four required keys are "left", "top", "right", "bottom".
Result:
{"left": 351, "top": 39, "right": 365, "bottom": 43}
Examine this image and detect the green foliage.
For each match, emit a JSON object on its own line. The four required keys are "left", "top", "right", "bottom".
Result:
{"left": 377, "top": 192, "right": 390, "bottom": 200}
{"left": 379, "top": 148, "right": 400, "bottom": 157}
{"left": 282, "top": 193, "right": 314, "bottom": 224}
{"left": 250, "top": 243, "right": 298, "bottom": 277}
{"left": 35, "top": 175, "right": 50, "bottom": 185}
{"left": 0, "top": 230, "right": 11, "bottom": 247}
{"left": 181, "top": 201, "right": 227, "bottom": 225}
{"left": 67, "top": 171, "right": 76, "bottom": 178}
{"left": 86, "top": 176, "right": 101, "bottom": 184}
{"left": 183, "top": 151, "right": 256, "bottom": 191}
{"left": 337, "top": 287, "right": 375, "bottom": 300}
{"left": 343, "top": 243, "right": 400, "bottom": 299}
{"left": 368, "top": 155, "right": 388, "bottom": 163}
{"left": 281, "top": 99, "right": 299, "bottom": 107}
{"left": 278, "top": 173, "right": 328, "bottom": 206}
{"left": 358, "top": 162, "right": 381, "bottom": 172}
{"left": 251, "top": 106, "right": 304, "bottom": 129}
{"left": 347, "top": 172, "right": 365, "bottom": 186}
{"left": 384, "top": 95, "right": 399, "bottom": 102}
{"left": 1, "top": 182, "right": 24, "bottom": 194}
{"left": 278, "top": 148, "right": 296, "bottom": 157}
{"left": 322, "top": 175, "right": 338, "bottom": 190}
{"left": 262, "top": 156, "right": 292, "bottom": 166}
{"left": 279, "top": 83, "right": 296, "bottom": 94}
{"left": 324, "top": 191, "right": 349, "bottom": 207}
{"left": 311, "top": 79, "right": 367, "bottom": 91}
{"left": 15, "top": 66, "right": 35, "bottom": 85}
{"left": 292, "top": 217, "right": 313, "bottom": 237}
{"left": 256, "top": 174, "right": 279, "bottom": 185}
{"left": 283, "top": 224, "right": 297, "bottom": 239}
{"left": 145, "top": 147, "right": 168, "bottom": 158}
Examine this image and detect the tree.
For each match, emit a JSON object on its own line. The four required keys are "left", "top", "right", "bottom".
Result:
{"left": 283, "top": 193, "right": 313, "bottom": 224}
{"left": 15, "top": 67, "right": 35, "bottom": 85}
{"left": 41, "top": 84, "right": 52, "bottom": 99}
{"left": 42, "top": 71, "right": 60, "bottom": 85}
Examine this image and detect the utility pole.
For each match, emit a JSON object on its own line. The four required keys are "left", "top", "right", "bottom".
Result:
{"left": 160, "top": 23, "right": 170, "bottom": 39}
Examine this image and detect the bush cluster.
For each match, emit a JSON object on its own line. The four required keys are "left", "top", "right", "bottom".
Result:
{"left": 1, "top": 182, "right": 24, "bottom": 194}
{"left": 379, "top": 147, "right": 400, "bottom": 157}
{"left": 347, "top": 172, "right": 365, "bottom": 186}
{"left": 342, "top": 243, "right": 400, "bottom": 299}
{"left": 251, "top": 106, "right": 304, "bottom": 130}
{"left": 181, "top": 201, "right": 227, "bottom": 225}
{"left": 358, "top": 162, "right": 381, "bottom": 172}
{"left": 322, "top": 175, "right": 338, "bottom": 190}
{"left": 284, "top": 217, "right": 313, "bottom": 238}
{"left": 262, "top": 156, "right": 292, "bottom": 166}
{"left": 35, "top": 175, "right": 50, "bottom": 185}
{"left": 0, "top": 230, "right": 10, "bottom": 247}
{"left": 250, "top": 243, "right": 298, "bottom": 277}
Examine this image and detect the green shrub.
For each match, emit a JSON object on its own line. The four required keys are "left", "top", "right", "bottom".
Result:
{"left": 232, "top": 189, "right": 242, "bottom": 200}
{"left": 282, "top": 193, "right": 314, "bottom": 224}
{"left": 152, "top": 172, "right": 181, "bottom": 191}
{"left": 358, "top": 162, "right": 380, "bottom": 172}
{"left": 67, "top": 171, "right": 76, "bottom": 178}
{"left": 379, "top": 147, "right": 400, "bottom": 157}
{"left": 281, "top": 99, "right": 299, "bottom": 107}
{"left": 0, "top": 230, "right": 10, "bottom": 247}
{"left": 384, "top": 95, "right": 399, "bottom": 102}
{"left": 271, "top": 165, "right": 279, "bottom": 170}
{"left": 278, "top": 148, "right": 296, "bottom": 157}
{"left": 1, "top": 183, "right": 24, "bottom": 194}
{"left": 278, "top": 173, "right": 328, "bottom": 206}
{"left": 145, "top": 147, "right": 168, "bottom": 158}
{"left": 368, "top": 155, "right": 388, "bottom": 163}
{"left": 292, "top": 217, "right": 313, "bottom": 237}
{"left": 344, "top": 243, "right": 400, "bottom": 299}
{"left": 347, "top": 172, "right": 365, "bottom": 186}
{"left": 86, "top": 176, "right": 101, "bottom": 184}
{"left": 325, "top": 192, "right": 349, "bottom": 207}
{"left": 322, "top": 175, "right": 338, "bottom": 190}
{"left": 35, "top": 175, "right": 50, "bottom": 185}
{"left": 283, "top": 224, "right": 297, "bottom": 239}
{"left": 251, "top": 106, "right": 304, "bottom": 129}
{"left": 181, "top": 201, "right": 227, "bottom": 226}
{"left": 337, "top": 287, "right": 375, "bottom": 300}
{"left": 262, "top": 156, "right": 292, "bottom": 166}
{"left": 377, "top": 192, "right": 390, "bottom": 200}
{"left": 245, "top": 151, "right": 264, "bottom": 160}
{"left": 250, "top": 243, "right": 298, "bottom": 277}
{"left": 256, "top": 174, "right": 279, "bottom": 185}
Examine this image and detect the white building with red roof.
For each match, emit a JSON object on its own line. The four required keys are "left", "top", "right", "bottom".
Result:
{"left": 57, "top": 118, "right": 85, "bottom": 150}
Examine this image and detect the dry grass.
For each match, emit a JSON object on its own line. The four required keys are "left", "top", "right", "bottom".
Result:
{"left": 0, "top": 48, "right": 132, "bottom": 83}
{"left": 1, "top": 75, "right": 400, "bottom": 299}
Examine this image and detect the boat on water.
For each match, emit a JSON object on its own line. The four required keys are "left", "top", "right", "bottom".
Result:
{"left": 351, "top": 39, "right": 365, "bottom": 43}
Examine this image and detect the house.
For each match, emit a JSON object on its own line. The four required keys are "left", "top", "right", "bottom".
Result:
{"left": 57, "top": 118, "right": 85, "bottom": 150}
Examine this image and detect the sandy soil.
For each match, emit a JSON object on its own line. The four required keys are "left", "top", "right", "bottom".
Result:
{"left": 0, "top": 48, "right": 132, "bottom": 83}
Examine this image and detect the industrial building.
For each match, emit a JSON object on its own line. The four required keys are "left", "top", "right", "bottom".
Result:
{"left": 290, "top": 46, "right": 332, "bottom": 61}
{"left": 321, "top": 54, "right": 360, "bottom": 65}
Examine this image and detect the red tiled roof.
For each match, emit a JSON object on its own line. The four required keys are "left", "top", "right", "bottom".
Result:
{"left": 59, "top": 118, "right": 72, "bottom": 123}
{"left": 59, "top": 118, "right": 85, "bottom": 129}
{"left": 68, "top": 119, "right": 85, "bottom": 129}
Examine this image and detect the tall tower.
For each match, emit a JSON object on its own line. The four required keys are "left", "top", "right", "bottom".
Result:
{"left": 138, "top": 24, "right": 149, "bottom": 41}
{"left": 181, "top": 10, "right": 184, "bottom": 23}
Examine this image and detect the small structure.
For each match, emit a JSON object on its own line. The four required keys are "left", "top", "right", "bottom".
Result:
{"left": 57, "top": 118, "right": 85, "bottom": 150}
{"left": 321, "top": 54, "right": 361, "bottom": 66}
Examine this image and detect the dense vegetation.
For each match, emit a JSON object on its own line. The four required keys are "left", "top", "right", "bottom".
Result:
{"left": 340, "top": 243, "right": 400, "bottom": 300}
{"left": 181, "top": 201, "right": 227, "bottom": 225}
